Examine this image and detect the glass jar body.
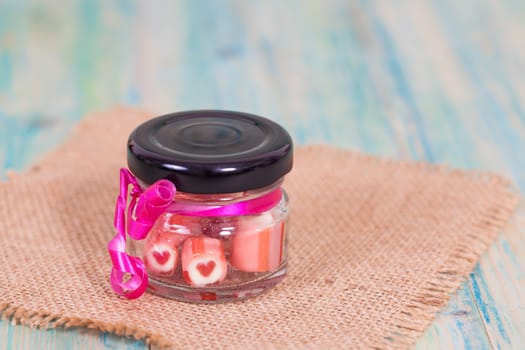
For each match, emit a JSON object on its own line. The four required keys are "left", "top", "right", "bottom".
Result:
{"left": 128, "top": 180, "right": 290, "bottom": 303}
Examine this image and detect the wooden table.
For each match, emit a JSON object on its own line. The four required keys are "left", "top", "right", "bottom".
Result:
{"left": 1, "top": 1, "right": 524, "bottom": 349}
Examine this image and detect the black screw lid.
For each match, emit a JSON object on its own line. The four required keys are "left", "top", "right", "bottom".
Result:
{"left": 127, "top": 110, "right": 293, "bottom": 194}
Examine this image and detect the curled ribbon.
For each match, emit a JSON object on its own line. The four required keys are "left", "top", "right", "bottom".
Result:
{"left": 108, "top": 169, "right": 176, "bottom": 299}
{"left": 107, "top": 168, "right": 283, "bottom": 299}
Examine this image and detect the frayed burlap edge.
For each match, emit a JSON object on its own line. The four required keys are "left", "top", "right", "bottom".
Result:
{"left": 0, "top": 108, "right": 174, "bottom": 348}
{"left": 0, "top": 302, "right": 173, "bottom": 347}
{"left": 286, "top": 149, "right": 520, "bottom": 350}
{"left": 383, "top": 178, "right": 519, "bottom": 349}
{"left": 307, "top": 149, "right": 521, "bottom": 348}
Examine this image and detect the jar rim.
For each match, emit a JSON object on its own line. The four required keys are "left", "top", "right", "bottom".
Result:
{"left": 136, "top": 176, "right": 284, "bottom": 205}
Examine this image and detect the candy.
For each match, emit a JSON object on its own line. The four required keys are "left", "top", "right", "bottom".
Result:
{"left": 143, "top": 238, "right": 179, "bottom": 276}
{"left": 143, "top": 213, "right": 201, "bottom": 276}
{"left": 181, "top": 237, "right": 227, "bottom": 286}
{"left": 230, "top": 212, "right": 284, "bottom": 273}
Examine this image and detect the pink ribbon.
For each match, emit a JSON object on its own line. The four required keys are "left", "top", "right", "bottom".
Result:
{"left": 107, "top": 168, "right": 282, "bottom": 299}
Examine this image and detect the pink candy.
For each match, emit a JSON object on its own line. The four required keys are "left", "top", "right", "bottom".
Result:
{"left": 181, "top": 237, "right": 227, "bottom": 286}
{"left": 144, "top": 240, "right": 178, "bottom": 276}
{"left": 230, "top": 213, "right": 284, "bottom": 273}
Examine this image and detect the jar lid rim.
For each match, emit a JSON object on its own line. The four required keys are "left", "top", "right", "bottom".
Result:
{"left": 127, "top": 110, "right": 293, "bottom": 194}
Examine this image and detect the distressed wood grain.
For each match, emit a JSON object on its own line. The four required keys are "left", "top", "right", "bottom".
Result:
{"left": 0, "top": 0, "right": 524, "bottom": 349}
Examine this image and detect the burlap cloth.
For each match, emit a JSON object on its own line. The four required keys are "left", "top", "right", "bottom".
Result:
{"left": 0, "top": 108, "right": 519, "bottom": 349}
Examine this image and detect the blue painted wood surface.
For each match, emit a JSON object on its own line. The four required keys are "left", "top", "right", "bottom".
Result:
{"left": 1, "top": 0, "right": 525, "bottom": 349}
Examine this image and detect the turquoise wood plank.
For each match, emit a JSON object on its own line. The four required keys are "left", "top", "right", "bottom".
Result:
{"left": 0, "top": 325, "right": 146, "bottom": 350}
{"left": 414, "top": 287, "right": 492, "bottom": 350}
{"left": 1, "top": 0, "right": 525, "bottom": 349}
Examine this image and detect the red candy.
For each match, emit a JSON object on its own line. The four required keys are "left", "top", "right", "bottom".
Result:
{"left": 181, "top": 237, "right": 227, "bottom": 286}
{"left": 143, "top": 239, "right": 178, "bottom": 276}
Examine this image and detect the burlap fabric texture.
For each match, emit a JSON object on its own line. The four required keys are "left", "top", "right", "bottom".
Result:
{"left": 0, "top": 108, "right": 519, "bottom": 349}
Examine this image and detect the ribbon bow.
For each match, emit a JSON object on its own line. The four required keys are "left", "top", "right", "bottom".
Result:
{"left": 107, "top": 168, "right": 283, "bottom": 299}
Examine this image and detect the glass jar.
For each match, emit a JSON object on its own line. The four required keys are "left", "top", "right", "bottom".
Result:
{"left": 109, "top": 110, "right": 293, "bottom": 303}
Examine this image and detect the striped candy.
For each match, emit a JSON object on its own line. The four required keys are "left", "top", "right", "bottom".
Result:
{"left": 230, "top": 212, "right": 285, "bottom": 273}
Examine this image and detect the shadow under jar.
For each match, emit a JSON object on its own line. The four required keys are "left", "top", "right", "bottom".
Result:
{"left": 126, "top": 110, "right": 293, "bottom": 303}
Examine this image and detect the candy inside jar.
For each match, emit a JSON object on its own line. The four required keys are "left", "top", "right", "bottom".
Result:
{"left": 130, "top": 185, "right": 289, "bottom": 302}
{"left": 132, "top": 201, "right": 288, "bottom": 302}
{"left": 109, "top": 110, "right": 293, "bottom": 303}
